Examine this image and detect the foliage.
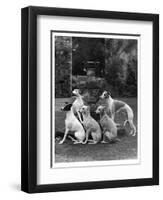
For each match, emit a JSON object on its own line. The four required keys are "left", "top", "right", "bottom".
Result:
{"left": 55, "top": 36, "right": 72, "bottom": 97}
{"left": 105, "top": 39, "right": 137, "bottom": 97}
{"left": 55, "top": 36, "right": 138, "bottom": 98}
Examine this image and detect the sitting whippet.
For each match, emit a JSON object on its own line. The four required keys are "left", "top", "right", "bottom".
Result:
{"left": 80, "top": 105, "right": 102, "bottom": 144}
{"left": 72, "top": 89, "right": 85, "bottom": 123}
{"left": 100, "top": 91, "right": 136, "bottom": 136}
{"left": 96, "top": 105, "right": 118, "bottom": 143}
{"left": 59, "top": 103, "right": 86, "bottom": 144}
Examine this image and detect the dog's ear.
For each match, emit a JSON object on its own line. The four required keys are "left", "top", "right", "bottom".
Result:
{"left": 62, "top": 103, "right": 72, "bottom": 111}
{"left": 108, "top": 91, "right": 111, "bottom": 96}
{"left": 102, "top": 106, "right": 107, "bottom": 111}
{"left": 103, "top": 91, "right": 108, "bottom": 98}
{"left": 87, "top": 105, "right": 90, "bottom": 111}
{"left": 104, "top": 91, "right": 111, "bottom": 98}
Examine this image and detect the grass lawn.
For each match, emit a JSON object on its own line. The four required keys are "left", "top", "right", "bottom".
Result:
{"left": 54, "top": 98, "right": 138, "bottom": 163}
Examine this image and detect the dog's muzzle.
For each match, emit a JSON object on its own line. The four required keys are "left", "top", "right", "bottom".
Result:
{"left": 72, "top": 92, "right": 77, "bottom": 96}
{"left": 79, "top": 108, "right": 83, "bottom": 113}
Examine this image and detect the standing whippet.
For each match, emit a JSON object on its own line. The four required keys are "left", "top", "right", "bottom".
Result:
{"left": 100, "top": 91, "right": 136, "bottom": 136}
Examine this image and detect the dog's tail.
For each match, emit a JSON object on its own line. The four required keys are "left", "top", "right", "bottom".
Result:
{"left": 123, "top": 119, "right": 129, "bottom": 127}
{"left": 110, "top": 137, "right": 121, "bottom": 143}
{"left": 68, "top": 135, "right": 77, "bottom": 142}
{"left": 107, "top": 137, "right": 121, "bottom": 143}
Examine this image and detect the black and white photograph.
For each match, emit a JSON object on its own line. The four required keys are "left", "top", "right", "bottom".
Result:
{"left": 52, "top": 32, "right": 139, "bottom": 167}
{"left": 21, "top": 6, "right": 159, "bottom": 193}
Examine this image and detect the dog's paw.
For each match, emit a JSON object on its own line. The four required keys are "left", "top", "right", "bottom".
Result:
{"left": 129, "top": 131, "right": 133, "bottom": 136}
{"left": 56, "top": 137, "right": 61, "bottom": 141}
{"left": 88, "top": 142, "right": 97, "bottom": 144}
{"left": 73, "top": 141, "right": 80, "bottom": 144}
{"left": 101, "top": 140, "right": 108, "bottom": 144}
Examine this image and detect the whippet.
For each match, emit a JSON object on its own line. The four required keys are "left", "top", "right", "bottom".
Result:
{"left": 80, "top": 105, "right": 102, "bottom": 144}
{"left": 96, "top": 105, "right": 118, "bottom": 143}
{"left": 72, "top": 89, "right": 85, "bottom": 123}
{"left": 59, "top": 103, "right": 86, "bottom": 144}
{"left": 100, "top": 91, "right": 136, "bottom": 136}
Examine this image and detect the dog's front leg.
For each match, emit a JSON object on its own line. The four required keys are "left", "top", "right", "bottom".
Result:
{"left": 101, "top": 132, "right": 107, "bottom": 143}
{"left": 83, "top": 130, "right": 90, "bottom": 144}
{"left": 59, "top": 129, "right": 69, "bottom": 144}
{"left": 111, "top": 112, "right": 115, "bottom": 121}
{"left": 110, "top": 104, "right": 115, "bottom": 121}
{"left": 77, "top": 111, "right": 83, "bottom": 123}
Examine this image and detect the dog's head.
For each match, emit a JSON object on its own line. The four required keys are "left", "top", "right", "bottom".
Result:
{"left": 80, "top": 105, "right": 90, "bottom": 115}
{"left": 61, "top": 103, "right": 72, "bottom": 111}
{"left": 100, "top": 91, "right": 111, "bottom": 99}
{"left": 72, "top": 89, "right": 81, "bottom": 97}
{"left": 95, "top": 105, "right": 106, "bottom": 115}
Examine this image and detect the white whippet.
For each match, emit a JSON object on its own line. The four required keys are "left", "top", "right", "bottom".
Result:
{"left": 80, "top": 105, "right": 102, "bottom": 144}
{"left": 59, "top": 103, "right": 86, "bottom": 144}
{"left": 100, "top": 91, "right": 136, "bottom": 136}
{"left": 72, "top": 89, "right": 85, "bottom": 123}
{"left": 96, "top": 105, "right": 118, "bottom": 143}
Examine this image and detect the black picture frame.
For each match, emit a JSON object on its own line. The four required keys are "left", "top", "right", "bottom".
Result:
{"left": 21, "top": 6, "right": 159, "bottom": 193}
